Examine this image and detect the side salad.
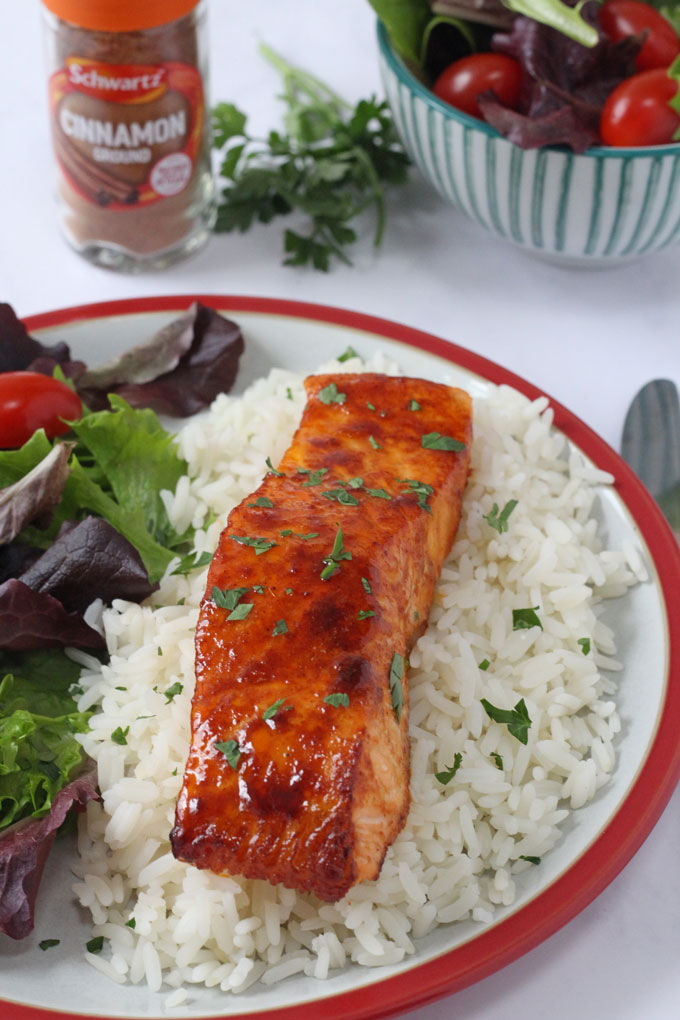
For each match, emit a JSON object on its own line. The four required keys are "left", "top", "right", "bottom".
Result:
{"left": 370, "top": 0, "right": 680, "bottom": 150}
{"left": 0, "top": 303, "right": 243, "bottom": 939}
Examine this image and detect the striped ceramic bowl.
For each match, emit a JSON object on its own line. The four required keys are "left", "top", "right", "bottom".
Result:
{"left": 377, "top": 20, "right": 680, "bottom": 266}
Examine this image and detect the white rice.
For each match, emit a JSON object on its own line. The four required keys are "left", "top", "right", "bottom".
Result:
{"left": 71, "top": 352, "right": 642, "bottom": 996}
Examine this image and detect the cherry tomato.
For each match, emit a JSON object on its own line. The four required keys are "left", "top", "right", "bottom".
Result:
{"left": 0, "top": 372, "right": 82, "bottom": 448}
{"left": 599, "top": 0, "right": 680, "bottom": 71}
{"left": 432, "top": 53, "right": 522, "bottom": 120}
{"left": 600, "top": 68, "right": 680, "bottom": 145}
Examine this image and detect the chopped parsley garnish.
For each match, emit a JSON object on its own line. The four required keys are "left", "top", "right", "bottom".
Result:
{"left": 519, "top": 855, "right": 541, "bottom": 865}
{"left": 321, "top": 525, "right": 352, "bottom": 580}
{"left": 318, "top": 381, "right": 346, "bottom": 405}
{"left": 111, "top": 726, "right": 129, "bottom": 746}
{"left": 249, "top": 496, "right": 274, "bottom": 508}
{"left": 262, "top": 697, "right": 291, "bottom": 720}
{"left": 299, "top": 467, "right": 328, "bottom": 486}
{"left": 229, "top": 535, "right": 277, "bottom": 555}
{"left": 322, "top": 488, "right": 360, "bottom": 505}
{"left": 272, "top": 619, "right": 289, "bottom": 635}
{"left": 357, "top": 609, "right": 375, "bottom": 620}
{"left": 361, "top": 576, "right": 372, "bottom": 594}
{"left": 252, "top": 584, "right": 265, "bottom": 594}
{"left": 484, "top": 499, "right": 519, "bottom": 534}
{"left": 226, "top": 602, "right": 254, "bottom": 622}
{"left": 157, "top": 647, "right": 163, "bottom": 656}
{"left": 295, "top": 531, "right": 319, "bottom": 540}
{"left": 481, "top": 698, "right": 532, "bottom": 745}
{"left": 265, "top": 456, "right": 283, "bottom": 476}
{"left": 397, "top": 478, "right": 434, "bottom": 514}
{"left": 409, "top": 399, "right": 421, "bottom": 411}
{"left": 346, "top": 476, "right": 363, "bottom": 488}
{"left": 389, "top": 652, "right": 405, "bottom": 722}
{"left": 280, "top": 528, "right": 293, "bottom": 536}
{"left": 578, "top": 637, "right": 591, "bottom": 655}
{"left": 478, "top": 659, "right": 491, "bottom": 671}
{"left": 324, "top": 692, "right": 350, "bottom": 708}
{"left": 491, "top": 752, "right": 504, "bottom": 770}
{"left": 211, "top": 586, "right": 250, "bottom": 610}
{"left": 163, "top": 682, "right": 183, "bottom": 703}
{"left": 125, "top": 918, "right": 136, "bottom": 929}
{"left": 286, "top": 386, "right": 294, "bottom": 400}
{"left": 512, "top": 607, "right": 543, "bottom": 631}
{"left": 86, "top": 936, "right": 104, "bottom": 954}
{"left": 367, "top": 401, "right": 376, "bottom": 411}
{"left": 368, "top": 435, "right": 381, "bottom": 450}
{"left": 39, "top": 939, "right": 60, "bottom": 951}
{"left": 421, "top": 432, "right": 466, "bottom": 451}
{"left": 215, "top": 739, "right": 241, "bottom": 769}
{"left": 435, "top": 752, "right": 462, "bottom": 785}
{"left": 338, "top": 345, "right": 359, "bottom": 362}
{"left": 363, "top": 487, "right": 391, "bottom": 500}
{"left": 285, "top": 587, "right": 293, "bottom": 595}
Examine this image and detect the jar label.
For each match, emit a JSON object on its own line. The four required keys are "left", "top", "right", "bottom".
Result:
{"left": 48, "top": 58, "right": 205, "bottom": 209}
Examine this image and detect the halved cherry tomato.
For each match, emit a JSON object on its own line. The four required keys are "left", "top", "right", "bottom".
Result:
{"left": 600, "top": 68, "right": 680, "bottom": 145}
{"left": 432, "top": 53, "right": 522, "bottom": 121}
{"left": 0, "top": 372, "right": 82, "bottom": 449}
{"left": 599, "top": 0, "right": 680, "bottom": 71}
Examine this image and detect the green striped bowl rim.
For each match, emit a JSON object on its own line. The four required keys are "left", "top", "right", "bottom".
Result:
{"left": 376, "top": 20, "right": 680, "bottom": 161}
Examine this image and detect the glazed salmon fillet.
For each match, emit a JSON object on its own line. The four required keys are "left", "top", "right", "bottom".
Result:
{"left": 170, "top": 373, "right": 472, "bottom": 902}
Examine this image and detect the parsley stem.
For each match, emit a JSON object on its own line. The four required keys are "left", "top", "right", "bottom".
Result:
{"left": 259, "top": 44, "right": 352, "bottom": 113}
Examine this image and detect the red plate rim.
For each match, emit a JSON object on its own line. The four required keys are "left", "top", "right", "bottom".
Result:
{"left": 6, "top": 293, "right": 680, "bottom": 1020}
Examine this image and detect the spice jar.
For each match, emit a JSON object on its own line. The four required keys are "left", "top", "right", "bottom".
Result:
{"left": 40, "top": 0, "right": 216, "bottom": 271}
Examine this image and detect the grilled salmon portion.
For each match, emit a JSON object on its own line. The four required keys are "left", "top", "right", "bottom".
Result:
{"left": 171, "top": 373, "right": 472, "bottom": 902}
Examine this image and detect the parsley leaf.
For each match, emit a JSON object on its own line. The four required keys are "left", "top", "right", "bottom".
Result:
{"left": 86, "top": 937, "right": 104, "bottom": 954}
{"left": 229, "top": 535, "right": 277, "bottom": 555}
{"left": 318, "top": 382, "right": 346, "bottom": 405}
{"left": 478, "top": 658, "right": 491, "bottom": 671}
{"left": 226, "top": 602, "right": 254, "bottom": 622}
{"left": 249, "top": 496, "right": 274, "bottom": 508}
{"left": 211, "top": 585, "right": 250, "bottom": 610}
{"left": 435, "top": 752, "right": 462, "bottom": 785}
{"left": 484, "top": 499, "right": 519, "bottom": 534}
{"left": 39, "top": 939, "right": 60, "bottom": 950}
{"left": 321, "top": 525, "right": 352, "bottom": 580}
{"left": 491, "top": 752, "right": 504, "bottom": 770}
{"left": 361, "top": 576, "right": 372, "bottom": 594}
{"left": 357, "top": 609, "right": 375, "bottom": 620}
{"left": 481, "top": 698, "right": 532, "bottom": 745}
{"left": 215, "top": 738, "right": 241, "bottom": 769}
{"left": 337, "top": 346, "right": 359, "bottom": 362}
{"left": 272, "top": 619, "right": 288, "bottom": 635}
{"left": 409, "top": 399, "right": 421, "bottom": 411}
{"left": 363, "top": 487, "right": 391, "bottom": 500}
{"left": 298, "top": 467, "right": 328, "bottom": 486}
{"left": 389, "top": 652, "right": 405, "bottom": 722}
{"left": 368, "top": 435, "right": 381, "bottom": 450}
{"left": 212, "top": 46, "right": 410, "bottom": 271}
{"left": 397, "top": 477, "right": 434, "bottom": 514}
{"left": 578, "top": 637, "right": 591, "bottom": 655}
{"left": 265, "top": 456, "right": 283, "bottom": 476}
{"left": 171, "top": 549, "right": 212, "bottom": 576}
{"left": 111, "top": 726, "right": 129, "bottom": 746}
{"left": 322, "top": 488, "right": 360, "bottom": 505}
{"left": 324, "top": 692, "right": 350, "bottom": 708}
{"left": 519, "top": 855, "right": 541, "bottom": 865}
{"left": 262, "top": 697, "right": 290, "bottom": 720}
{"left": 512, "top": 607, "right": 543, "bottom": 631}
{"left": 421, "top": 432, "right": 466, "bottom": 451}
{"left": 163, "top": 682, "right": 183, "bottom": 703}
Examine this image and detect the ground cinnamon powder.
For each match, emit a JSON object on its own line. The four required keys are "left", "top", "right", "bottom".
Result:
{"left": 42, "top": 0, "right": 215, "bottom": 270}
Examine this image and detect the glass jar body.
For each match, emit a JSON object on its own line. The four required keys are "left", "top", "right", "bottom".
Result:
{"left": 42, "top": 0, "right": 216, "bottom": 272}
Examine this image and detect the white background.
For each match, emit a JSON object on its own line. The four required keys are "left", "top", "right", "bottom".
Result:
{"left": 0, "top": 2, "right": 679, "bottom": 1018}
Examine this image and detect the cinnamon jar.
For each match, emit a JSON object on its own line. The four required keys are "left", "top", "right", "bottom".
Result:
{"left": 40, "top": 0, "right": 216, "bottom": 271}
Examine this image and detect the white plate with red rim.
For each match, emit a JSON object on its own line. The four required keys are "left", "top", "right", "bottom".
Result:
{"left": 2, "top": 295, "right": 680, "bottom": 1020}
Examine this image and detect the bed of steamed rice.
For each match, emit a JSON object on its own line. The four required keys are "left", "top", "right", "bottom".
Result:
{"left": 70, "top": 351, "right": 645, "bottom": 999}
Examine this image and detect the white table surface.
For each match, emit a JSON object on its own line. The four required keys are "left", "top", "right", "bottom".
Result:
{"left": 1, "top": 2, "right": 679, "bottom": 1018}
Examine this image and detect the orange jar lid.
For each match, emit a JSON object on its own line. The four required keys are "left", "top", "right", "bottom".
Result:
{"left": 40, "top": 0, "right": 201, "bottom": 32}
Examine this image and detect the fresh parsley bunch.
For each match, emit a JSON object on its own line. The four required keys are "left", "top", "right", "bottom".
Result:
{"left": 211, "top": 45, "right": 410, "bottom": 271}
